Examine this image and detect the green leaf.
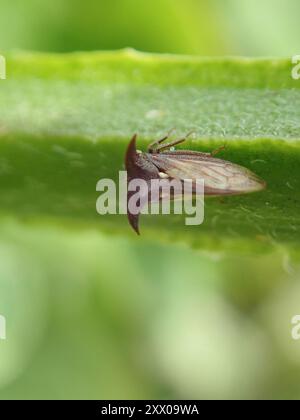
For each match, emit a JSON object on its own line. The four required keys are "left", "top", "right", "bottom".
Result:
{"left": 0, "top": 49, "right": 300, "bottom": 253}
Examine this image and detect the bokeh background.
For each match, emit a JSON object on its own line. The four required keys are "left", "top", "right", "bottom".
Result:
{"left": 1, "top": 0, "right": 300, "bottom": 400}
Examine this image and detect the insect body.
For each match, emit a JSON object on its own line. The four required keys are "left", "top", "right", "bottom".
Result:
{"left": 125, "top": 132, "right": 266, "bottom": 234}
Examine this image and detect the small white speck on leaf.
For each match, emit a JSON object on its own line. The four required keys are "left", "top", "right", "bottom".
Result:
{"left": 52, "top": 145, "right": 82, "bottom": 160}
{"left": 145, "top": 109, "right": 165, "bottom": 119}
{"left": 70, "top": 160, "right": 86, "bottom": 168}
{"left": 251, "top": 159, "right": 267, "bottom": 165}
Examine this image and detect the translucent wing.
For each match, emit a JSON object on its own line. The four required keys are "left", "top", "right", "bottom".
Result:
{"left": 148, "top": 153, "right": 266, "bottom": 195}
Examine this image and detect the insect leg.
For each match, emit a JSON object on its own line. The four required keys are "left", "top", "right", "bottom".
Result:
{"left": 147, "top": 128, "right": 176, "bottom": 153}
{"left": 155, "top": 137, "right": 187, "bottom": 152}
{"left": 211, "top": 144, "right": 227, "bottom": 156}
{"left": 155, "top": 130, "right": 195, "bottom": 153}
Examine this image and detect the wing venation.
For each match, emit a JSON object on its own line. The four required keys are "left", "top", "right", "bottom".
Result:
{"left": 149, "top": 155, "right": 265, "bottom": 195}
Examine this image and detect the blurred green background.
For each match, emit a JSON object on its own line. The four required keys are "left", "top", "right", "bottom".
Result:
{"left": 1, "top": 0, "right": 300, "bottom": 400}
